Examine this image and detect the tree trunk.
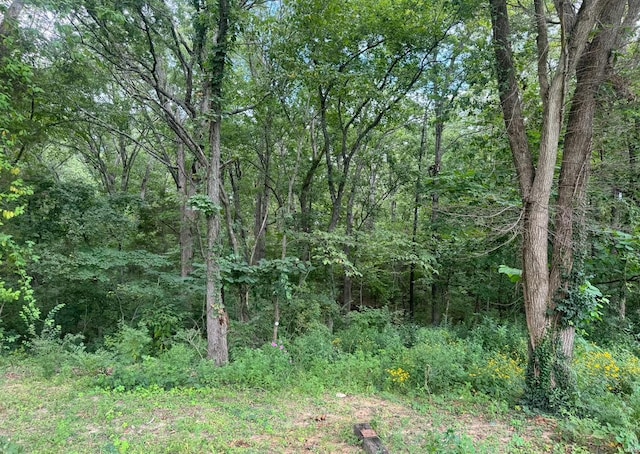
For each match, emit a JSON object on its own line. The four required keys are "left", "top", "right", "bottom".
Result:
{"left": 140, "top": 159, "right": 154, "bottom": 201}
{"left": 0, "top": 0, "right": 24, "bottom": 59}
{"left": 299, "top": 121, "right": 324, "bottom": 261}
{"left": 409, "top": 107, "right": 428, "bottom": 320}
{"left": 203, "top": 0, "right": 231, "bottom": 366}
{"left": 177, "top": 143, "right": 197, "bottom": 278}
{"left": 431, "top": 105, "right": 444, "bottom": 222}
{"left": 342, "top": 162, "right": 362, "bottom": 311}
{"left": 549, "top": 1, "right": 627, "bottom": 361}
{"left": 205, "top": 140, "right": 228, "bottom": 364}
{"left": 489, "top": 0, "right": 625, "bottom": 409}
{"left": 429, "top": 104, "right": 446, "bottom": 325}
{"left": 431, "top": 281, "right": 439, "bottom": 326}
{"left": 631, "top": 118, "right": 639, "bottom": 201}
{"left": 252, "top": 121, "right": 272, "bottom": 264}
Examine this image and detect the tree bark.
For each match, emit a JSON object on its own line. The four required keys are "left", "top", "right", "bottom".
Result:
{"left": 252, "top": 120, "right": 272, "bottom": 264}
{"left": 0, "top": 0, "right": 24, "bottom": 59}
{"left": 342, "top": 161, "right": 362, "bottom": 311}
{"left": 177, "top": 143, "right": 196, "bottom": 278}
{"left": 409, "top": 107, "right": 428, "bottom": 320}
{"left": 489, "top": 0, "right": 628, "bottom": 408}
{"left": 549, "top": 0, "right": 632, "bottom": 360}
{"left": 489, "top": 0, "right": 533, "bottom": 199}
{"left": 203, "top": 0, "right": 231, "bottom": 366}
{"left": 205, "top": 117, "right": 228, "bottom": 364}
{"left": 299, "top": 120, "right": 324, "bottom": 261}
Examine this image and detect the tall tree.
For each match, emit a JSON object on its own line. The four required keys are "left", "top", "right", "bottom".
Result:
{"left": 199, "top": 0, "right": 231, "bottom": 365}
{"left": 489, "top": 0, "right": 640, "bottom": 408}
{"left": 63, "top": 0, "right": 240, "bottom": 364}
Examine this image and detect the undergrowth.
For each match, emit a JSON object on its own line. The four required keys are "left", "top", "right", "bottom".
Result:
{"left": 2, "top": 310, "right": 639, "bottom": 452}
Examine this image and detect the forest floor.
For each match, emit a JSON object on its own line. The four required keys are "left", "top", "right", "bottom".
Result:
{"left": 0, "top": 363, "right": 589, "bottom": 453}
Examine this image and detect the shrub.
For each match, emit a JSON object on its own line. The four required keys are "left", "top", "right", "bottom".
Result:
{"left": 574, "top": 342, "right": 640, "bottom": 396}
{"left": 289, "top": 324, "right": 337, "bottom": 368}
{"left": 466, "top": 317, "right": 527, "bottom": 362}
{"left": 104, "top": 323, "right": 152, "bottom": 363}
{"left": 558, "top": 413, "right": 640, "bottom": 453}
{"left": 468, "top": 351, "right": 525, "bottom": 400}
{"left": 569, "top": 340, "right": 640, "bottom": 451}
{"left": 401, "top": 328, "right": 479, "bottom": 394}
{"left": 97, "top": 344, "right": 199, "bottom": 390}
{"left": 71, "top": 348, "right": 116, "bottom": 377}
{"left": 385, "top": 366, "right": 411, "bottom": 392}
{"left": 172, "top": 328, "right": 207, "bottom": 360}
{"left": 220, "top": 342, "right": 293, "bottom": 390}
{"left": 334, "top": 307, "right": 403, "bottom": 355}
{"left": 139, "top": 303, "right": 185, "bottom": 353}
{"left": 28, "top": 332, "right": 85, "bottom": 378}
{"left": 322, "top": 351, "right": 383, "bottom": 393}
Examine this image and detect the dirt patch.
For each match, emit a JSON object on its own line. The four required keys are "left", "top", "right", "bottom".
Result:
{"left": 278, "top": 393, "right": 559, "bottom": 453}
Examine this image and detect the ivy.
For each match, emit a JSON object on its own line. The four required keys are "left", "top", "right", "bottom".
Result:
{"left": 556, "top": 271, "right": 607, "bottom": 330}
{"left": 525, "top": 337, "right": 576, "bottom": 413}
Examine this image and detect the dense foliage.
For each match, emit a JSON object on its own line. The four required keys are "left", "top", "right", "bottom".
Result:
{"left": 1, "top": 0, "right": 639, "bottom": 451}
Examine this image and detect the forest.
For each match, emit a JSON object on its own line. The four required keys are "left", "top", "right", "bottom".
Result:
{"left": 1, "top": 0, "right": 640, "bottom": 452}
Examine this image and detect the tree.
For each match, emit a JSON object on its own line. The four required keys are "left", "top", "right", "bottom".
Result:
{"left": 489, "top": 0, "right": 640, "bottom": 408}
{"left": 0, "top": 0, "right": 24, "bottom": 60}
{"left": 198, "top": 0, "right": 231, "bottom": 366}
{"left": 62, "top": 0, "right": 240, "bottom": 364}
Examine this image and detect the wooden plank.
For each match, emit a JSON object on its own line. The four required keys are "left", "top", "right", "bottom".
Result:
{"left": 353, "top": 423, "right": 389, "bottom": 454}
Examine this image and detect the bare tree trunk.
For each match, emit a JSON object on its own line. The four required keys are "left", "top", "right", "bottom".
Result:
{"left": 431, "top": 105, "right": 444, "bottom": 222}
{"left": 140, "top": 159, "right": 154, "bottom": 201}
{"left": 226, "top": 163, "right": 251, "bottom": 322}
{"left": 253, "top": 121, "right": 272, "bottom": 264}
{"left": 431, "top": 281, "right": 440, "bottom": 326}
{"left": 205, "top": 135, "right": 228, "bottom": 364}
{"left": 632, "top": 118, "right": 639, "bottom": 194}
{"left": 409, "top": 107, "right": 428, "bottom": 320}
{"left": 299, "top": 121, "right": 324, "bottom": 261}
{"left": 430, "top": 104, "right": 445, "bottom": 325}
{"left": 342, "top": 162, "right": 362, "bottom": 311}
{"left": 177, "top": 143, "right": 197, "bottom": 278}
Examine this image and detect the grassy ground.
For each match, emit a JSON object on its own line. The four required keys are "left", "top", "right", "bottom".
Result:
{"left": 0, "top": 362, "right": 583, "bottom": 453}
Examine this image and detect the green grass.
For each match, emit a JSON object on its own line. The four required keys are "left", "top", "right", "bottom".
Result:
{"left": 0, "top": 361, "right": 588, "bottom": 454}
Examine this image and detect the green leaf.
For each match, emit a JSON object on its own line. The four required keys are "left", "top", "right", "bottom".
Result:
{"left": 498, "top": 265, "right": 522, "bottom": 283}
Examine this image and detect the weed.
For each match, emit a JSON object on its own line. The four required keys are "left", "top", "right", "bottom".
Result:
{"left": 0, "top": 436, "right": 24, "bottom": 454}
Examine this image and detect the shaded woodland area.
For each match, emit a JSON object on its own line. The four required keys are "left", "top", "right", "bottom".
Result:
{"left": 2, "top": 0, "right": 640, "bottom": 449}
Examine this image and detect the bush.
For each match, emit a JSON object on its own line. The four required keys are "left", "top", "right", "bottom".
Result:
{"left": 398, "top": 328, "right": 479, "bottom": 394}
{"left": 97, "top": 344, "right": 199, "bottom": 390}
{"left": 468, "top": 351, "right": 525, "bottom": 400}
{"left": 220, "top": 342, "right": 293, "bottom": 390}
{"left": 319, "top": 351, "right": 383, "bottom": 393}
{"left": 28, "top": 333, "right": 85, "bottom": 378}
{"left": 466, "top": 317, "right": 527, "bottom": 362}
{"left": 71, "top": 348, "right": 116, "bottom": 377}
{"left": 574, "top": 341, "right": 640, "bottom": 396}
{"left": 568, "top": 340, "right": 640, "bottom": 451}
{"left": 333, "top": 307, "right": 404, "bottom": 355}
{"left": 289, "top": 324, "right": 337, "bottom": 368}
{"left": 104, "top": 323, "right": 152, "bottom": 364}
